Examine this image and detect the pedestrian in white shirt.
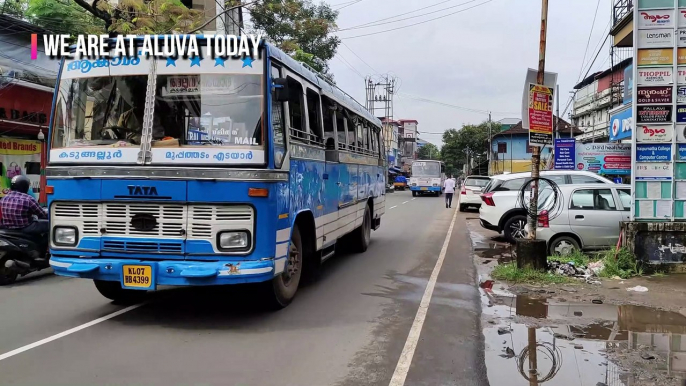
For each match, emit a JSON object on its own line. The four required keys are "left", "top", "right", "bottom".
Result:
{"left": 443, "top": 176, "right": 456, "bottom": 209}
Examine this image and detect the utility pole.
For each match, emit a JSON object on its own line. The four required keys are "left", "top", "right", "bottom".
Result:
{"left": 555, "top": 84, "right": 560, "bottom": 138}
{"left": 526, "top": 0, "right": 549, "bottom": 241}
{"left": 487, "top": 112, "right": 492, "bottom": 175}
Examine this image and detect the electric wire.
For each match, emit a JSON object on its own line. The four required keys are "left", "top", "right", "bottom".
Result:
{"left": 516, "top": 177, "right": 563, "bottom": 224}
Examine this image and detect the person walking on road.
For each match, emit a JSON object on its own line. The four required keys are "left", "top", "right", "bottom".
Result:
{"left": 443, "top": 175, "right": 456, "bottom": 209}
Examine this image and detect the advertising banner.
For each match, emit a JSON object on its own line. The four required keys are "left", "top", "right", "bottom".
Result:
{"left": 678, "top": 67, "right": 686, "bottom": 84}
{"left": 678, "top": 86, "right": 686, "bottom": 103}
{"left": 679, "top": 29, "right": 686, "bottom": 46}
{"left": 521, "top": 68, "right": 557, "bottom": 132}
{"left": 638, "top": 67, "right": 673, "bottom": 85}
{"left": 677, "top": 105, "right": 686, "bottom": 122}
{"left": 677, "top": 124, "right": 686, "bottom": 142}
{"left": 681, "top": 8, "right": 686, "bottom": 27}
{"left": 636, "top": 123, "right": 674, "bottom": 142}
{"left": 610, "top": 105, "right": 633, "bottom": 141}
{"left": 575, "top": 143, "right": 631, "bottom": 175}
{"left": 678, "top": 143, "right": 686, "bottom": 160}
{"left": 637, "top": 48, "right": 674, "bottom": 66}
{"left": 680, "top": 48, "right": 686, "bottom": 64}
{"left": 636, "top": 144, "right": 673, "bottom": 162}
{"left": 639, "top": 29, "right": 674, "bottom": 48}
{"left": 553, "top": 139, "right": 575, "bottom": 170}
{"left": 637, "top": 85, "right": 673, "bottom": 103}
{"left": 637, "top": 105, "right": 673, "bottom": 123}
{"left": 527, "top": 83, "right": 554, "bottom": 146}
{"left": 637, "top": 10, "right": 675, "bottom": 29}
{"left": 636, "top": 162, "right": 673, "bottom": 180}
{"left": 0, "top": 138, "right": 41, "bottom": 200}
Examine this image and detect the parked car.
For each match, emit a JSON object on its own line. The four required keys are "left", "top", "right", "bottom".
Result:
{"left": 478, "top": 171, "right": 616, "bottom": 243}
{"left": 527, "top": 184, "right": 631, "bottom": 255}
{"left": 458, "top": 175, "right": 491, "bottom": 212}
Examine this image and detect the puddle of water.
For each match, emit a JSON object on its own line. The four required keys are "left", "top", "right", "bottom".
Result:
{"left": 475, "top": 242, "right": 514, "bottom": 264}
{"left": 482, "top": 292, "right": 686, "bottom": 386}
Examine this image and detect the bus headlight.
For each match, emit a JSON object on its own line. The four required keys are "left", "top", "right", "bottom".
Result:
{"left": 218, "top": 231, "right": 250, "bottom": 251}
{"left": 433, "top": 183, "right": 438, "bottom": 187}
{"left": 53, "top": 227, "right": 78, "bottom": 246}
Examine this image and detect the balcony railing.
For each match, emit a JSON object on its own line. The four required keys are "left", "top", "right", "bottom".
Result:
{"left": 613, "top": 0, "right": 633, "bottom": 25}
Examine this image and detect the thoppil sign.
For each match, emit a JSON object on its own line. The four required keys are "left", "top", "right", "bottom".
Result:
{"left": 639, "top": 29, "right": 674, "bottom": 48}
{"left": 637, "top": 86, "right": 673, "bottom": 104}
{"left": 638, "top": 67, "right": 673, "bottom": 85}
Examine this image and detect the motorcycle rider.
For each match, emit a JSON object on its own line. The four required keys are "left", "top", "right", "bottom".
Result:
{"left": 0, "top": 175, "right": 48, "bottom": 236}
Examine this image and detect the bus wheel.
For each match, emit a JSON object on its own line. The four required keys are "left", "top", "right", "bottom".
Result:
{"left": 412, "top": 191, "right": 417, "bottom": 197}
{"left": 352, "top": 204, "right": 371, "bottom": 253}
{"left": 94, "top": 280, "right": 147, "bottom": 304}
{"left": 268, "top": 225, "right": 303, "bottom": 309}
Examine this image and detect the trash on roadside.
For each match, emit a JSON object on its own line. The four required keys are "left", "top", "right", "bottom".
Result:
{"left": 548, "top": 260, "right": 602, "bottom": 284}
{"left": 497, "top": 327, "right": 511, "bottom": 335}
{"left": 611, "top": 276, "right": 622, "bottom": 280}
{"left": 640, "top": 352, "right": 656, "bottom": 360}
{"left": 588, "top": 261, "right": 604, "bottom": 275}
{"left": 627, "top": 285, "right": 649, "bottom": 292}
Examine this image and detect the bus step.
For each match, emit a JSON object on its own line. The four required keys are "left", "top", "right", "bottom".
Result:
{"left": 320, "top": 245, "right": 336, "bottom": 263}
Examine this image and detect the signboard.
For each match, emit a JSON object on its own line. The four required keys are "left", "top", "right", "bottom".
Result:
{"left": 553, "top": 138, "right": 575, "bottom": 170}
{"left": 637, "top": 48, "right": 674, "bottom": 66}
{"left": 575, "top": 143, "right": 631, "bottom": 175}
{"left": 680, "top": 48, "right": 686, "bottom": 64}
{"left": 638, "top": 67, "right": 672, "bottom": 84}
{"left": 637, "top": 105, "right": 673, "bottom": 123}
{"left": 638, "top": 10, "right": 675, "bottom": 29}
{"left": 636, "top": 123, "right": 674, "bottom": 142}
{"left": 0, "top": 138, "right": 41, "bottom": 200}
{"left": 678, "top": 86, "right": 686, "bottom": 103}
{"left": 677, "top": 105, "right": 686, "bottom": 122}
{"left": 609, "top": 106, "right": 633, "bottom": 141}
{"left": 678, "top": 143, "right": 686, "bottom": 160}
{"left": 637, "top": 85, "right": 673, "bottom": 103}
{"left": 636, "top": 144, "right": 672, "bottom": 162}
{"left": 624, "top": 65, "right": 634, "bottom": 104}
{"left": 679, "top": 29, "right": 686, "bottom": 46}
{"left": 635, "top": 162, "right": 673, "bottom": 180}
{"left": 638, "top": 29, "right": 674, "bottom": 48}
{"left": 677, "top": 124, "right": 686, "bottom": 142}
{"left": 527, "top": 83, "right": 554, "bottom": 146}
{"left": 681, "top": 9, "right": 686, "bottom": 27}
{"left": 521, "top": 68, "right": 557, "bottom": 132}
{"left": 678, "top": 67, "right": 686, "bottom": 83}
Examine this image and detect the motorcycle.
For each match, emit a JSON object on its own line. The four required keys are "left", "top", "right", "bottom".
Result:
{"left": 0, "top": 226, "right": 50, "bottom": 285}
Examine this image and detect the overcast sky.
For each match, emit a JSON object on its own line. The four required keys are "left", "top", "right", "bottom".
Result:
{"left": 322, "top": 0, "right": 612, "bottom": 146}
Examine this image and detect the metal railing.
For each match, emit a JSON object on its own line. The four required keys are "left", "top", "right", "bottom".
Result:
{"left": 613, "top": 0, "right": 633, "bottom": 25}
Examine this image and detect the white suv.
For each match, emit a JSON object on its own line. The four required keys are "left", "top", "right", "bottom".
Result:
{"left": 478, "top": 171, "right": 615, "bottom": 243}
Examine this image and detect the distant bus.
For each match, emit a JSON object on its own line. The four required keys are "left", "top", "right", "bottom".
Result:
{"left": 409, "top": 160, "right": 445, "bottom": 197}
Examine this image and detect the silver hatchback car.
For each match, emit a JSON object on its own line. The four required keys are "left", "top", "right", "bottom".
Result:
{"left": 531, "top": 184, "right": 631, "bottom": 255}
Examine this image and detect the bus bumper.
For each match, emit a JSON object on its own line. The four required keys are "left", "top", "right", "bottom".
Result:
{"left": 410, "top": 186, "right": 441, "bottom": 192}
{"left": 49, "top": 257, "right": 277, "bottom": 288}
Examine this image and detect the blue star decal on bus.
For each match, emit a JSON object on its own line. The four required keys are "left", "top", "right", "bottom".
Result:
{"left": 242, "top": 56, "right": 254, "bottom": 68}
{"left": 166, "top": 57, "right": 177, "bottom": 67}
{"left": 214, "top": 57, "right": 226, "bottom": 67}
{"left": 190, "top": 56, "right": 202, "bottom": 67}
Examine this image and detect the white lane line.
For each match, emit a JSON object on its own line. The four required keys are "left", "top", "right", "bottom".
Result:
{"left": 411, "top": 198, "right": 416, "bottom": 201}
{"left": 389, "top": 205, "right": 398, "bottom": 209}
{"left": 388, "top": 205, "right": 459, "bottom": 386}
{"left": 0, "top": 303, "right": 144, "bottom": 362}
{"left": 402, "top": 201, "right": 409, "bottom": 204}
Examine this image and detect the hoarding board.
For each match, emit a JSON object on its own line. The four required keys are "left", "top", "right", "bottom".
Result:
{"left": 637, "top": 105, "right": 673, "bottom": 123}
{"left": 636, "top": 123, "right": 674, "bottom": 142}
{"left": 637, "top": 48, "right": 674, "bottom": 65}
{"left": 553, "top": 139, "right": 575, "bottom": 170}
{"left": 637, "top": 10, "right": 675, "bottom": 29}
{"left": 637, "top": 85, "right": 673, "bottom": 103}
{"left": 527, "top": 83, "right": 554, "bottom": 146}
{"left": 638, "top": 28, "right": 675, "bottom": 47}
{"left": 636, "top": 144, "right": 673, "bottom": 162}
{"left": 575, "top": 143, "right": 631, "bottom": 175}
{"left": 609, "top": 105, "right": 633, "bottom": 141}
{"left": 638, "top": 67, "right": 673, "bottom": 84}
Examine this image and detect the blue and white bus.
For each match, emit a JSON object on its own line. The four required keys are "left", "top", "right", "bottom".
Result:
{"left": 46, "top": 37, "right": 386, "bottom": 308}
{"left": 409, "top": 160, "right": 445, "bottom": 197}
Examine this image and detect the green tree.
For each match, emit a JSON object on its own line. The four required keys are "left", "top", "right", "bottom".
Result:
{"left": 417, "top": 143, "right": 439, "bottom": 160}
{"left": 25, "top": 0, "right": 106, "bottom": 35}
{"left": 249, "top": 0, "right": 339, "bottom": 78}
{"left": 441, "top": 120, "right": 499, "bottom": 176}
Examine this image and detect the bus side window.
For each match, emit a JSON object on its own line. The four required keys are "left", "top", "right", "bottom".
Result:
{"left": 306, "top": 88, "right": 323, "bottom": 146}
{"left": 346, "top": 113, "right": 356, "bottom": 152}
{"left": 356, "top": 121, "right": 364, "bottom": 153}
{"left": 286, "top": 77, "right": 305, "bottom": 141}
{"left": 322, "top": 96, "right": 335, "bottom": 150}
{"left": 336, "top": 110, "right": 346, "bottom": 150}
{"left": 362, "top": 122, "right": 370, "bottom": 154}
{"left": 271, "top": 65, "right": 287, "bottom": 167}
{"left": 372, "top": 128, "right": 379, "bottom": 156}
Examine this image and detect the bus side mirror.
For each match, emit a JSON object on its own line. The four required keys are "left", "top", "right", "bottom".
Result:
{"left": 273, "top": 78, "right": 290, "bottom": 102}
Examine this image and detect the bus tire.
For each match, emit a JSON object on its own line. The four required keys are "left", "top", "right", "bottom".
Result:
{"left": 352, "top": 204, "right": 372, "bottom": 253}
{"left": 267, "top": 225, "right": 304, "bottom": 309}
{"left": 94, "top": 280, "right": 147, "bottom": 304}
{"left": 412, "top": 191, "right": 417, "bottom": 197}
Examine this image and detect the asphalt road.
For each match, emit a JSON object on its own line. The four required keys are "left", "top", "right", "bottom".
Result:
{"left": 0, "top": 191, "right": 488, "bottom": 386}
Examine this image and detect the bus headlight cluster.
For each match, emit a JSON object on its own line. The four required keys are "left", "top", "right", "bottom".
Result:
{"left": 411, "top": 183, "right": 417, "bottom": 186}
{"left": 53, "top": 227, "right": 78, "bottom": 246}
{"left": 433, "top": 183, "right": 438, "bottom": 187}
{"left": 218, "top": 231, "right": 250, "bottom": 251}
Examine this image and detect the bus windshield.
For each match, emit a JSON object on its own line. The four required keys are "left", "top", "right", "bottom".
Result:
{"left": 413, "top": 161, "right": 440, "bottom": 177}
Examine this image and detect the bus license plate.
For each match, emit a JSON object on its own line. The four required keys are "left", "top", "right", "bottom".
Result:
{"left": 421, "top": 187, "right": 428, "bottom": 190}
{"left": 122, "top": 265, "right": 153, "bottom": 289}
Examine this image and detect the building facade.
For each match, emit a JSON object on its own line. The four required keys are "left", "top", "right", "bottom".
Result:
{"left": 398, "top": 119, "right": 418, "bottom": 170}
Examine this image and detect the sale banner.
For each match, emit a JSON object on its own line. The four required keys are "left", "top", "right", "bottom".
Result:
{"left": 527, "top": 83, "right": 554, "bottom": 146}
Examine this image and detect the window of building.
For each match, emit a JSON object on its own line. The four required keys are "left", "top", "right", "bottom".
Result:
{"left": 497, "top": 142, "right": 507, "bottom": 154}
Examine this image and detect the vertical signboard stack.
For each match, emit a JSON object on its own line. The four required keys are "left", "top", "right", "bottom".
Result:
{"left": 632, "top": 0, "right": 686, "bottom": 220}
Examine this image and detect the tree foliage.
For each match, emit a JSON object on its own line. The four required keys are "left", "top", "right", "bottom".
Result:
{"left": 249, "top": 0, "right": 339, "bottom": 77}
{"left": 417, "top": 143, "right": 439, "bottom": 160}
{"left": 24, "top": 0, "right": 106, "bottom": 35}
{"left": 440, "top": 121, "right": 499, "bottom": 176}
